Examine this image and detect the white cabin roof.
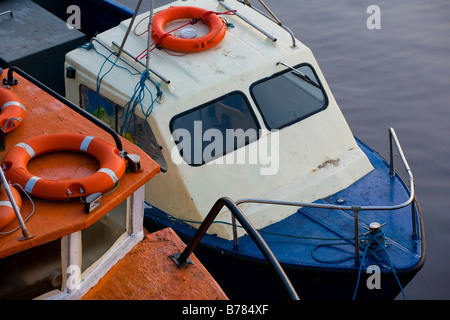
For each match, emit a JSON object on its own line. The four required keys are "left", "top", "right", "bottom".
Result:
{"left": 70, "top": 0, "right": 311, "bottom": 115}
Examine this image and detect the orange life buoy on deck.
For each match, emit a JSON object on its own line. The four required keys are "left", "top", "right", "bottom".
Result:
{"left": 0, "top": 87, "right": 26, "bottom": 133}
{"left": 1, "top": 132, "right": 126, "bottom": 200}
{"left": 0, "top": 185, "right": 22, "bottom": 230}
{"left": 151, "top": 6, "right": 228, "bottom": 53}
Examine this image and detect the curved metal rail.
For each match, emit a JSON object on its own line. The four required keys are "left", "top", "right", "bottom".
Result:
{"left": 171, "top": 197, "right": 300, "bottom": 300}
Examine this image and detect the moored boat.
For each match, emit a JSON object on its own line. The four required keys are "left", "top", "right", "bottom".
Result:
{"left": 63, "top": 0, "right": 425, "bottom": 299}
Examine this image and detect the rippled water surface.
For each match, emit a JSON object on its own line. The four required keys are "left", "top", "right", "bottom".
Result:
{"left": 269, "top": 0, "right": 450, "bottom": 300}
{"left": 118, "top": 0, "right": 450, "bottom": 299}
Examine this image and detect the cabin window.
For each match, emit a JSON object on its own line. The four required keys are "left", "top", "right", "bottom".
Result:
{"left": 79, "top": 84, "right": 167, "bottom": 171}
{"left": 0, "top": 239, "right": 62, "bottom": 299}
{"left": 170, "top": 91, "right": 260, "bottom": 165}
{"left": 250, "top": 64, "right": 328, "bottom": 129}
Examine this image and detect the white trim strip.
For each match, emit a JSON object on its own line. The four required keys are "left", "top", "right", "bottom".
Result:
{"left": 16, "top": 142, "right": 35, "bottom": 158}
{"left": 98, "top": 168, "right": 118, "bottom": 184}
{"left": 1, "top": 101, "right": 25, "bottom": 111}
{"left": 0, "top": 201, "right": 12, "bottom": 208}
{"left": 25, "top": 176, "right": 40, "bottom": 193}
{"left": 80, "top": 135, "right": 95, "bottom": 152}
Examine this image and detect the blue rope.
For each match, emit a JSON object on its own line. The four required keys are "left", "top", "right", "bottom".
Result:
{"left": 119, "top": 70, "right": 162, "bottom": 147}
{"left": 311, "top": 241, "right": 358, "bottom": 264}
{"left": 352, "top": 233, "right": 378, "bottom": 300}
{"left": 352, "top": 230, "right": 407, "bottom": 300}
{"left": 94, "top": 52, "right": 119, "bottom": 117}
{"left": 78, "top": 42, "right": 163, "bottom": 146}
{"left": 79, "top": 43, "right": 139, "bottom": 77}
{"left": 311, "top": 228, "right": 407, "bottom": 300}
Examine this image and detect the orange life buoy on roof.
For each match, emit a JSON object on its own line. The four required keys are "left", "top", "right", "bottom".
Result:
{"left": 151, "top": 6, "right": 228, "bottom": 53}
{"left": 0, "top": 87, "right": 26, "bottom": 133}
{"left": 1, "top": 132, "right": 126, "bottom": 200}
{"left": 0, "top": 184, "right": 22, "bottom": 230}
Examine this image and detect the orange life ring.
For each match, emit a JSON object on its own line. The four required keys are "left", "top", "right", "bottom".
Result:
{"left": 1, "top": 132, "right": 126, "bottom": 200}
{"left": 0, "top": 185, "right": 22, "bottom": 230}
{"left": 0, "top": 87, "right": 26, "bottom": 133}
{"left": 151, "top": 6, "right": 227, "bottom": 53}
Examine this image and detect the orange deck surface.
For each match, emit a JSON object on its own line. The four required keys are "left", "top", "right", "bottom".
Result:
{"left": 0, "top": 70, "right": 160, "bottom": 258}
{"left": 82, "top": 228, "right": 227, "bottom": 300}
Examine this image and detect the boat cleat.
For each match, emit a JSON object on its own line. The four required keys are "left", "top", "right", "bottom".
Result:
{"left": 120, "top": 150, "right": 142, "bottom": 173}
{"left": 361, "top": 222, "right": 389, "bottom": 247}
{"left": 84, "top": 192, "right": 103, "bottom": 214}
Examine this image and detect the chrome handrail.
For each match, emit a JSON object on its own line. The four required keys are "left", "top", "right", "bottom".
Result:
{"left": 0, "top": 10, "right": 13, "bottom": 19}
{"left": 231, "top": 128, "right": 416, "bottom": 262}
{"left": 219, "top": 0, "right": 277, "bottom": 42}
{"left": 171, "top": 197, "right": 299, "bottom": 300}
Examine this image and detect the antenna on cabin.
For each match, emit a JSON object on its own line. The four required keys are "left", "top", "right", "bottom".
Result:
{"left": 146, "top": 0, "right": 155, "bottom": 71}
{"left": 117, "top": 0, "right": 154, "bottom": 72}
{"left": 118, "top": 0, "right": 144, "bottom": 57}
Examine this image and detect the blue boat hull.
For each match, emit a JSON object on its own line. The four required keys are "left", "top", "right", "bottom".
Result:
{"left": 144, "top": 136, "right": 425, "bottom": 300}
{"left": 171, "top": 236, "right": 421, "bottom": 300}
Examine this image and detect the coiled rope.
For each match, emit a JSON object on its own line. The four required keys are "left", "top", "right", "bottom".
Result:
{"left": 352, "top": 229, "right": 407, "bottom": 300}
{"left": 119, "top": 70, "right": 162, "bottom": 146}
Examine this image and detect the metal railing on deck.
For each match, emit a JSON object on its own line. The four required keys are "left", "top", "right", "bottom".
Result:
{"left": 231, "top": 128, "right": 417, "bottom": 262}
{"left": 170, "top": 197, "right": 300, "bottom": 300}
{"left": 223, "top": 0, "right": 298, "bottom": 47}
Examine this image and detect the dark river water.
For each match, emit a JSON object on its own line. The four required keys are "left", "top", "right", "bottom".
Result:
{"left": 118, "top": 0, "right": 450, "bottom": 300}
{"left": 270, "top": 0, "right": 450, "bottom": 300}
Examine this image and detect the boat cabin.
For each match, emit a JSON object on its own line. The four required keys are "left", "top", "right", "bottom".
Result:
{"left": 64, "top": 0, "right": 374, "bottom": 240}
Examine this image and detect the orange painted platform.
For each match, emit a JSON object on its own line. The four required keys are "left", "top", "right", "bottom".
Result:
{"left": 82, "top": 228, "right": 228, "bottom": 300}
{"left": 0, "top": 69, "right": 226, "bottom": 300}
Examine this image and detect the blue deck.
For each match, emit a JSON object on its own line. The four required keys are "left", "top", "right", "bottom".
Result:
{"left": 236, "top": 139, "right": 423, "bottom": 272}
